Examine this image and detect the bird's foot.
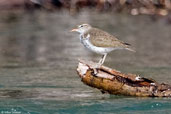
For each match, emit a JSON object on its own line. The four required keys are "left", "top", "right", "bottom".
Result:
{"left": 91, "top": 68, "right": 98, "bottom": 76}
{"left": 91, "top": 63, "right": 102, "bottom": 76}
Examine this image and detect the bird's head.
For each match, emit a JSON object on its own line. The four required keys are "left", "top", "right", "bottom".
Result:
{"left": 71, "top": 24, "right": 92, "bottom": 34}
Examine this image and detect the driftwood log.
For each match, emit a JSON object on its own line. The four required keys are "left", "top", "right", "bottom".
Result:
{"left": 77, "top": 60, "right": 171, "bottom": 97}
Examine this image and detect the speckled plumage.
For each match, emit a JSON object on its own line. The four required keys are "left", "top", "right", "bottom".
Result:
{"left": 83, "top": 28, "right": 130, "bottom": 48}
{"left": 80, "top": 34, "right": 114, "bottom": 55}
{"left": 71, "top": 23, "right": 135, "bottom": 65}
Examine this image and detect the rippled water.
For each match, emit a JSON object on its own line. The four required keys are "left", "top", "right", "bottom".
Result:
{"left": 0, "top": 10, "right": 171, "bottom": 114}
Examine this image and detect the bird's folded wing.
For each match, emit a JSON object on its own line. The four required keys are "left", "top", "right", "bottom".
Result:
{"left": 88, "top": 28, "right": 127, "bottom": 48}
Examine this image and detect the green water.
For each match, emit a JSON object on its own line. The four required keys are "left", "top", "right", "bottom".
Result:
{"left": 0, "top": 10, "right": 171, "bottom": 114}
{"left": 0, "top": 98, "right": 171, "bottom": 114}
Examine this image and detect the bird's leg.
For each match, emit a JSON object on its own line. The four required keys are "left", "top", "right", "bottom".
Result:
{"left": 100, "top": 53, "right": 107, "bottom": 65}
{"left": 93, "top": 54, "right": 107, "bottom": 75}
{"left": 98, "top": 58, "right": 103, "bottom": 65}
{"left": 97, "top": 54, "right": 107, "bottom": 67}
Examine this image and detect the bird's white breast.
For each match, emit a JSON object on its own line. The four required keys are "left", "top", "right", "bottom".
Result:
{"left": 80, "top": 34, "right": 114, "bottom": 55}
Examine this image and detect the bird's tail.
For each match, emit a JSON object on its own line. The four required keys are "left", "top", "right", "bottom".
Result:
{"left": 122, "top": 42, "right": 136, "bottom": 52}
{"left": 126, "top": 47, "right": 136, "bottom": 52}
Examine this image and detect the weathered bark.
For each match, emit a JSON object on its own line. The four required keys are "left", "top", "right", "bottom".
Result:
{"left": 77, "top": 60, "right": 171, "bottom": 97}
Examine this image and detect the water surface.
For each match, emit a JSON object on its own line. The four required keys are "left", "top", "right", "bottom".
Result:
{"left": 0, "top": 10, "right": 171, "bottom": 114}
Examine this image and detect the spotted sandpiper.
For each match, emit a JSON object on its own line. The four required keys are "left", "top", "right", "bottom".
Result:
{"left": 71, "top": 23, "right": 135, "bottom": 66}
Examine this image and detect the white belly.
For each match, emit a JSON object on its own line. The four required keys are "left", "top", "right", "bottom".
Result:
{"left": 80, "top": 37, "right": 114, "bottom": 55}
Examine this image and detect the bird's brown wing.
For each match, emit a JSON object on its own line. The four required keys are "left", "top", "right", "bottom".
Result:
{"left": 87, "top": 28, "right": 128, "bottom": 48}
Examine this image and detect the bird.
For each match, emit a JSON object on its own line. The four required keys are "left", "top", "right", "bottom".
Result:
{"left": 71, "top": 23, "right": 135, "bottom": 67}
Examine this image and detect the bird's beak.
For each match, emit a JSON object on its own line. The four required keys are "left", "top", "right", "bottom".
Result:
{"left": 70, "top": 28, "right": 78, "bottom": 32}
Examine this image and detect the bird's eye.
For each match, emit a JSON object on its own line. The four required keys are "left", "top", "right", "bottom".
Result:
{"left": 80, "top": 25, "right": 83, "bottom": 28}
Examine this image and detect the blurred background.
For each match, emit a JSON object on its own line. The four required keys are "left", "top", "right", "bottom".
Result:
{"left": 0, "top": 0, "right": 171, "bottom": 114}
